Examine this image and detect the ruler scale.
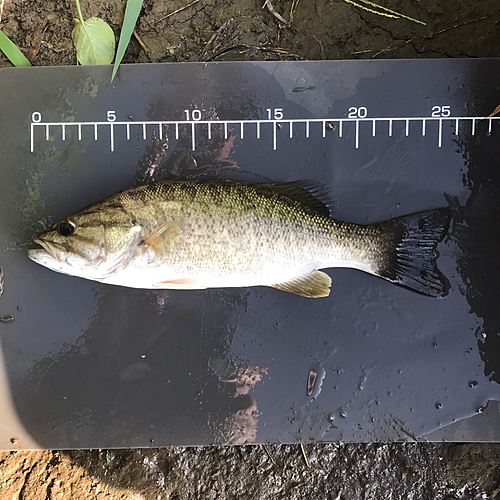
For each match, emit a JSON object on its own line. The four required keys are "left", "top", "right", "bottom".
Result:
{"left": 31, "top": 116, "right": 499, "bottom": 153}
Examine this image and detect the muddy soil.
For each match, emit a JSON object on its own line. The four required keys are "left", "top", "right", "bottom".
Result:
{"left": 1, "top": 0, "right": 500, "bottom": 498}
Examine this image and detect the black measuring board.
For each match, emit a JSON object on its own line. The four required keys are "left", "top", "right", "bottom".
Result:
{"left": 0, "top": 59, "right": 499, "bottom": 449}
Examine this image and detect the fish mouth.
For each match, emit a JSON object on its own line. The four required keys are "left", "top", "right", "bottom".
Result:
{"left": 29, "top": 238, "right": 66, "bottom": 262}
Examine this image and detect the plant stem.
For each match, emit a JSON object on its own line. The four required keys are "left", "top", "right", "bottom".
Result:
{"left": 75, "top": 0, "right": 85, "bottom": 24}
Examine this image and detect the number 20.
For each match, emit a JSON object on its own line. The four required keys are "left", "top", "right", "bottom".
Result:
{"left": 348, "top": 107, "right": 367, "bottom": 118}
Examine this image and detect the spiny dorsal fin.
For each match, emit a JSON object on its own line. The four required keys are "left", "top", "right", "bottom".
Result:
{"left": 269, "top": 270, "right": 332, "bottom": 298}
{"left": 257, "top": 181, "right": 337, "bottom": 217}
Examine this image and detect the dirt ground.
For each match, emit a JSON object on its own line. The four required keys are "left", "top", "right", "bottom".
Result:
{"left": 1, "top": 0, "right": 500, "bottom": 498}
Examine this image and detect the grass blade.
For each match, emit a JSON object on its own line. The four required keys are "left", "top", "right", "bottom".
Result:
{"left": 344, "top": 0, "right": 426, "bottom": 25}
{"left": 0, "top": 30, "right": 31, "bottom": 67}
{"left": 111, "top": 0, "right": 144, "bottom": 81}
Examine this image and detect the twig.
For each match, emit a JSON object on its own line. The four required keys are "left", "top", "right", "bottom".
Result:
{"left": 311, "top": 33, "right": 325, "bottom": 59}
{"left": 289, "top": 0, "right": 301, "bottom": 26}
{"left": 300, "top": 443, "right": 310, "bottom": 467}
{"left": 0, "top": 0, "right": 6, "bottom": 23}
{"left": 262, "top": 0, "right": 288, "bottom": 25}
{"left": 263, "top": 444, "right": 276, "bottom": 465}
{"left": 485, "top": 104, "right": 500, "bottom": 119}
{"left": 432, "top": 16, "right": 488, "bottom": 37}
{"left": 133, "top": 30, "right": 148, "bottom": 53}
{"left": 155, "top": 0, "right": 201, "bottom": 24}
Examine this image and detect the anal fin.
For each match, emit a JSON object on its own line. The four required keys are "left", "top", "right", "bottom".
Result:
{"left": 270, "top": 270, "right": 331, "bottom": 298}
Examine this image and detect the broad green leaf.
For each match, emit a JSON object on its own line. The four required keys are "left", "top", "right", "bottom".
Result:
{"left": 111, "top": 0, "right": 144, "bottom": 81}
{"left": 72, "top": 17, "right": 116, "bottom": 65}
{"left": 0, "top": 30, "right": 31, "bottom": 67}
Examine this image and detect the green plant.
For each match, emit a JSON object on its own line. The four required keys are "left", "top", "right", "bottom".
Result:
{"left": 72, "top": 0, "right": 115, "bottom": 64}
{"left": 71, "top": 0, "right": 144, "bottom": 81}
{"left": 112, "top": 0, "right": 144, "bottom": 81}
{"left": 0, "top": 30, "right": 31, "bottom": 67}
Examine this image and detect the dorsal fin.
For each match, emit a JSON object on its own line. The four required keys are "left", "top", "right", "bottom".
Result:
{"left": 257, "top": 181, "right": 337, "bottom": 217}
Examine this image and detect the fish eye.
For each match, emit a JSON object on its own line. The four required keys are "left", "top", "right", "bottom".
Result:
{"left": 57, "top": 218, "right": 76, "bottom": 237}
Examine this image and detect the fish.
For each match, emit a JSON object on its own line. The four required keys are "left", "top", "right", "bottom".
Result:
{"left": 28, "top": 179, "right": 450, "bottom": 298}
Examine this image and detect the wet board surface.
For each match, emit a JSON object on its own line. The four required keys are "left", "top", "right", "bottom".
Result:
{"left": 0, "top": 59, "right": 499, "bottom": 449}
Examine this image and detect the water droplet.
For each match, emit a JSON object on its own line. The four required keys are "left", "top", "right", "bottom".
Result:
{"left": 339, "top": 409, "right": 347, "bottom": 419}
{"left": 469, "top": 380, "right": 478, "bottom": 388}
{"left": 326, "top": 122, "right": 334, "bottom": 131}
{"left": 435, "top": 402, "right": 442, "bottom": 409}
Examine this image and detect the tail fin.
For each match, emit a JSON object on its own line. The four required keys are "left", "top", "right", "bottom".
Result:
{"left": 374, "top": 209, "right": 450, "bottom": 297}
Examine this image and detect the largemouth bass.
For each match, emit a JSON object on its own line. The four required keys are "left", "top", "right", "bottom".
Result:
{"left": 28, "top": 180, "right": 450, "bottom": 298}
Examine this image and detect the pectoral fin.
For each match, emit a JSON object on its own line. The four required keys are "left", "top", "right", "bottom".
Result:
{"left": 153, "top": 278, "right": 205, "bottom": 290}
{"left": 270, "top": 270, "right": 331, "bottom": 298}
{"left": 141, "top": 219, "right": 185, "bottom": 263}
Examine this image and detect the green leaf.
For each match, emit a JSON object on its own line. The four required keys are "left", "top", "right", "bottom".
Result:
{"left": 111, "top": 0, "right": 144, "bottom": 81}
{"left": 72, "top": 17, "right": 116, "bottom": 65}
{"left": 0, "top": 30, "right": 31, "bottom": 67}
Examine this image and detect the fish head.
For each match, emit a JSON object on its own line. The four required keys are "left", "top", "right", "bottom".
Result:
{"left": 28, "top": 204, "right": 142, "bottom": 281}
